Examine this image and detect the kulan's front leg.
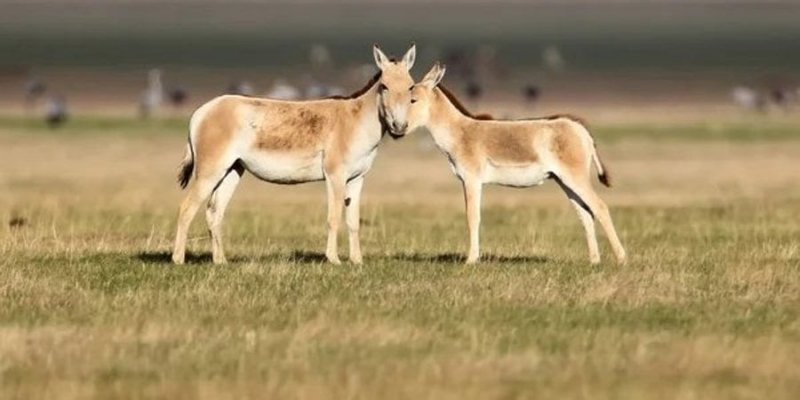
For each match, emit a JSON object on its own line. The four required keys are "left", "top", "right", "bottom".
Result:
{"left": 462, "top": 177, "right": 483, "bottom": 264}
{"left": 345, "top": 176, "right": 365, "bottom": 264}
{"left": 324, "top": 171, "right": 346, "bottom": 265}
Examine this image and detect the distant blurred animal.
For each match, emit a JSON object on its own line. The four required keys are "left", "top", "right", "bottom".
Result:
{"left": 139, "top": 69, "right": 164, "bottom": 118}
{"left": 443, "top": 47, "right": 474, "bottom": 80}
{"left": 167, "top": 86, "right": 189, "bottom": 109}
{"left": 304, "top": 79, "right": 329, "bottom": 99}
{"left": 304, "top": 78, "right": 345, "bottom": 99}
{"left": 24, "top": 74, "right": 46, "bottom": 111}
{"left": 309, "top": 44, "right": 333, "bottom": 70}
{"left": 543, "top": 45, "right": 566, "bottom": 72}
{"left": 353, "top": 63, "right": 379, "bottom": 82}
{"left": 465, "top": 81, "right": 482, "bottom": 102}
{"left": 522, "top": 84, "right": 541, "bottom": 103}
{"left": 45, "top": 95, "right": 68, "bottom": 128}
{"left": 264, "top": 79, "right": 301, "bottom": 100}
{"left": 226, "top": 80, "right": 255, "bottom": 96}
{"left": 769, "top": 87, "right": 796, "bottom": 111}
{"left": 172, "top": 44, "right": 418, "bottom": 266}
{"left": 731, "top": 86, "right": 765, "bottom": 112}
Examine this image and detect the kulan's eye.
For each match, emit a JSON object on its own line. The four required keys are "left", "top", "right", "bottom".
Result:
{"left": 411, "top": 98, "right": 418, "bottom": 104}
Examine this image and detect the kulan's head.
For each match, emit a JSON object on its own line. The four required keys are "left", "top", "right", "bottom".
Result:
{"left": 406, "top": 62, "right": 447, "bottom": 132}
{"left": 373, "top": 44, "right": 416, "bottom": 138}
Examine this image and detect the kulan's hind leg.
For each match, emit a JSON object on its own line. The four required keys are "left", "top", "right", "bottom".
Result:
{"left": 172, "top": 172, "right": 224, "bottom": 264}
{"left": 566, "top": 196, "right": 600, "bottom": 264}
{"left": 582, "top": 188, "right": 626, "bottom": 264}
{"left": 553, "top": 171, "right": 625, "bottom": 264}
{"left": 205, "top": 162, "right": 244, "bottom": 264}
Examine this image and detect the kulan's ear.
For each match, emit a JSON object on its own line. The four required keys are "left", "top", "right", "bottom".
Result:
{"left": 421, "top": 63, "right": 446, "bottom": 88}
{"left": 401, "top": 43, "right": 416, "bottom": 70}
{"left": 373, "top": 44, "right": 391, "bottom": 70}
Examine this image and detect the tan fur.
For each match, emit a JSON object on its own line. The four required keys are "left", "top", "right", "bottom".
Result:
{"left": 172, "top": 45, "right": 417, "bottom": 265}
{"left": 407, "top": 65, "right": 626, "bottom": 264}
{"left": 254, "top": 106, "right": 329, "bottom": 151}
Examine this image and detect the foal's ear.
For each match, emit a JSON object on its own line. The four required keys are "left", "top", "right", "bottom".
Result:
{"left": 421, "top": 63, "right": 446, "bottom": 88}
{"left": 373, "top": 44, "right": 391, "bottom": 70}
{"left": 400, "top": 43, "right": 416, "bottom": 70}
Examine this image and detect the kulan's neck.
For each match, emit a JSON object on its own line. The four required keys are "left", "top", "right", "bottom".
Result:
{"left": 426, "top": 88, "right": 468, "bottom": 151}
{"left": 351, "top": 85, "right": 383, "bottom": 139}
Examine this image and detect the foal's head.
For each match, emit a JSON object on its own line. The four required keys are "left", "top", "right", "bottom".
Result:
{"left": 373, "top": 44, "right": 416, "bottom": 138}
{"left": 406, "top": 63, "right": 447, "bottom": 132}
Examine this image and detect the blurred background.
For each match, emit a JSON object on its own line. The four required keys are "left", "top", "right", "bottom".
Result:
{"left": 2, "top": 0, "right": 800, "bottom": 123}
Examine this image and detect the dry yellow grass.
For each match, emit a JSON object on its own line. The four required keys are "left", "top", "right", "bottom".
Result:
{"left": 1, "top": 118, "right": 799, "bottom": 399}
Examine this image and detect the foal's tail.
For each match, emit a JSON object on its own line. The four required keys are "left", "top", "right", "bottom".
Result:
{"left": 177, "top": 140, "right": 194, "bottom": 189}
{"left": 591, "top": 144, "right": 611, "bottom": 187}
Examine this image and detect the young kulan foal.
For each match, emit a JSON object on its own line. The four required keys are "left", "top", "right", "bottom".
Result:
{"left": 406, "top": 64, "right": 627, "bottom": 264}
{"left": 172, "top": 45, "right": 417, "bottom": 265}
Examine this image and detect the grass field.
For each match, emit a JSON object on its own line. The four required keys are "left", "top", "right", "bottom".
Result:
{"left": 1, "top": 116, "right": 800, "bottom": 399}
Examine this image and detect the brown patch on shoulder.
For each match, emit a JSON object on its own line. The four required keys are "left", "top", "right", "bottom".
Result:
{"left": 478, "top": 124, "right": 540, "bottom": 165}
{"left": 348, "top": 101, "right": 363, "bottom": 117}
{"left": 299, "top": 110, "right": 325, "bottom": 132}
{"left": 255, "top": 108, "right": 329, "bottom": 151}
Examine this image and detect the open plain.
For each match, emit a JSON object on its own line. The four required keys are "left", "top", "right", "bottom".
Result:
{"left": 1, "top": 114, "right": 799, "bottom": 399}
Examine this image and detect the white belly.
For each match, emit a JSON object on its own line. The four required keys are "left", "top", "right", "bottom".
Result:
{"left": 346, "top": 149, "right": 378, "bottom": 181}
{"left": 483, "top": 163, "right": 549, "bottom": 188}
{"left": 240, "top": 150, "right": 324, "bottom": 184}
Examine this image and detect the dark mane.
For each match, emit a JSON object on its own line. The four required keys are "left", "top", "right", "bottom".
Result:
{"left": 436, "top": 85, "right": 587, "bottom": 127}
{"left": 326, "top": 71, "right": 382, "bottom": 100}
{"left": 437, "top": 85, "right": 493, "bottom": 120}
{"left": 540, "top": 113, "right": 589, "bottom": 128}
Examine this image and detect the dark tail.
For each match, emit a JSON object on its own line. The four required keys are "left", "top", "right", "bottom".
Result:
{"left": 592, "top": 145, "right": 611, "bottom": 187}
{"left": 177, "top": 142, "right": 194, "bottom": 189}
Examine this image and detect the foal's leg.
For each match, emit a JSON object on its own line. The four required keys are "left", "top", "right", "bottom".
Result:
{"left": 582, "top": 189, "right": 626, "bottom": 264}
{"left": 554, "top": 172, "right": 626, "bottom": 264}
{"left": 570, "top": 199, "right": 600, "bottom": 264}
{"left": 345, "top": 176, "right": 365, "bottom": 264}
{"left": 462, "top": 177, "right": 483, "bottom": 264}
{"left": 172, "top": 168, "right": 227, "bottom": 265}
{"left": 324, "top": 169, "right": 346, "bottom": 265}
{"left": 553, "top": 174, "right": 601, "bottom": 264}
{"left": 205, "top": 163, "right": 244, "bottom": 264}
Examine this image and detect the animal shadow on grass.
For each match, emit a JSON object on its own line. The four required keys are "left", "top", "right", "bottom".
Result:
{"left": 392, "top": 252, "right": 548, "bottom": 264}
{"left": 135, "top": 250, "right": 328, "bottom": 265}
